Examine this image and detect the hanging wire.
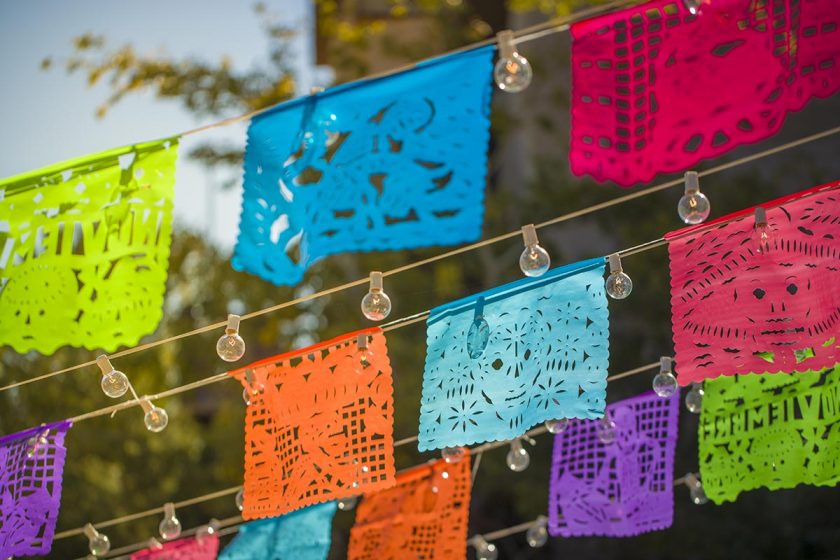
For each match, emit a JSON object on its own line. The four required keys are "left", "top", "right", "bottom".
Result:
{"left": 3, "top": 124, "right": 838, "bottom": 396}
{"left": 54, "top": 360, "right": 661, "bottom": 543}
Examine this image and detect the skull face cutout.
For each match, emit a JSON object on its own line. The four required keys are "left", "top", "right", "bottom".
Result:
{"left": 667, "top": 184, "right": 840, "bottom": 385}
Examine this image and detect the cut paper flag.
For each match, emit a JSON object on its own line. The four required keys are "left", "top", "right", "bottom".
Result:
{"left": 699, "top": 365, "right": 840, "bottom": 504}
{"left": 0, "top": 139, "right": 179, "bottom": 354}
{"left": 233, "top": 46, "right": 494, "bottom": 286}
{"left": 131, "top": 534, "right": 219, "bottom": 560}
{"left": 570, "top": 0, "right": 840, "bottom": 186}
{"left": 348, "top": 454, "right": 471, "bottom": 560}
{"left": 219, "top": 502, "right": 337, "bottom": 560}
{"left": 667, "top": 182, "right": 840, "bottom": 385}
{"left": 418, "top": 258, "right": 609, "bottom": 451}
{"left": 229, "top": 328, "right": 395, "bottom": 519}
{"left": 548, "top": 391, "right": 679, "bottom": 537}
{"left": 0, "top": 420, "right": 72, "bottom": 558}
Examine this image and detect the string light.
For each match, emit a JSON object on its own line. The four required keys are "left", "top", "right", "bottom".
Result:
{"left": 216, "top": 314, "right": 246, "bottom": 362}
{"left": 605, "top": 253, "right": 633, "bottom": 299}
{"left": 544, "top": 418, "right": 569, "bottom": 434}
{"left": 494, "top": 29, "right": 533, "bottom": 93}
{"left": 466, "top": 297, "right": 490, "bottom": 359}
{"left": 158, "top": 502, "right": 182, "bottom": 540}
{"left": 25, "top": 427, "right": 49, "bottom": 458}
{"left": 525, "top": 515, "right": 549, "bottom": 548}
{"left": 471, "top": 535, "right": 499, "bottom": 560}
{"left": 597, "top": 414, "right": 616, "bottom": 444}
{"left": 652, "top": 356, "right": 678, "bottom": 397}
{"left": 685, "top": 382, "right": 704, "bottom": 413}
{"left": 234, "top": 488, "right": 244, "bottom": 512}
{"left": 361, "top": 271, "right": 392, "bottom": 321}
{"left": 196, "top": 518, "right": 220, "bottom": 543}
{"left": 442, "top": 446, "right": 466, "bottom": 464}
{"left": 337, "top": 495, "right": 359, "bottom": 511}
{"left": 356, "top": 333, "right": 374, "bottom": 374}
{"left": 505, "top": 439, "right": 530, "bottom": 472}
{"left": 83, "top": 524, "right": 110, "bottom": 556}
{"left": 519, "top": 224, "right": 551, "bottom": 277}
{"left": 683, "top": 0, "right": 710, "bottom": 15}
{"left": 677, "top": 171, "right": 711, "bottom": 224}
{"left": 95, "top": 355, "right": 129, "bottom": 399}
{"left": 754, "top": 207, "right": 771, "bottom": 254}
{"left": 146, "top": 537, "right": 163, "bottom": 550}
{"left": 684, "top": 472, "right": 709, "bottom": 504}
{"left": 140, "top": 398, "right": 169, "bottom": 433}
{"left": 241, "top": 369, "right": 264, "bottom": 405}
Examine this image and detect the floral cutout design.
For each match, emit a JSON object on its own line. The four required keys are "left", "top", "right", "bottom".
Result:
{"left": 699, "top": 366, "right": 840, "bottom": 503}
{"left": 131, "top": 534, "right": 219, "bottom": 560}
{"left": 0, "top": 139, "right": 179, "bottom": 354}
{"left": 218, "top": 502, "right": 337, "bottom": 560}
{"left": 548, "top": 391, "right": 679, "bottom": 537}
{"left": 233, "top": 47, "right": 493, "bottom": 286}
{"left": 229, "top": 329, "right": 395, "bottom": 519}
{"left": 419, "top": 258, "right": 609, "bottom": 451}
{"left": 570, "top": 0, "right": 840, "bottom": 186}
{"left": 348, "top": 454, "right": 471, "bottom": 560}
{"left": 0, "top": 420, "right": 72, "bottom": 558}
{"left": 667, "top": 183, "right": 840, "bottom": 385}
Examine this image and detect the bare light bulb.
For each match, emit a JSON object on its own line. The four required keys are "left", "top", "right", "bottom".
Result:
{"left": 494, "top": 30, "right": 532, "bottom": 92}
{"left": 506, "top": 439, "right": 530, "bottom": 472}
{"left": 25, "top": 430, "right": 49, "bottom": 458}
{"left": 216, "top": 314, "right": 246, "bottom": 362}
{"left": 677, "top": 171, "right": 711, "bottom": 224}
{"left": 754, "top": 207, "right": 771, "bottom": 254}
{"left": 597, "top": 416, "right": 616, "bottom": 445}
{"left": 442, "top": 446, "right": 466, "bottom": 464}
{"left": 683, "top": 0, "right": 710, "bottom": 14}
{"left": 653, "top": 356, "right": 678, "bottom": 397}
{"left": 361, "top": 271, "right": 392, "bottom": 321}
{"left": 235, "top": 488, "right": 244, "bottom": 512}
{"left": 159, "top": 502, "right": 182, "bottom": 540}
{"left": 519, "top": 224, "right": 550, "bottom": 277}
{"left": 141, "top": 398, "right": 169, "bottom": 433}
{"left": 605, "top": 253, "right": 633, "bottom": 299}
{"left": 356, "top": 333, "right": 374, "bottom": 374}
{"left": 685, "top": 382, "right": 704, "bottom": 413}
{"left": 685, "top": 473, "right": 708, "bottom": 504}
{"left": 96, "top": 355, "right": 129, "bottom": 398}
{"left": 196, "top": 519, "right": 220, "bottom": 543}
{"left": 472, "top": 536, "right": 499, "bottom": 560}
{"left": 337, "top": 495, "right": 358, "bottom": 511}
{"left": 545, "top": 418, "right": 569, "bottom": 434}
{"left": 242, "top": 369, "right": 264, "bottom": 405}
{"left": 84, "top": 524, "right": 110, "bottom": 556}
{"left": 526, "top": 516, "right": 549, "bottom": 548}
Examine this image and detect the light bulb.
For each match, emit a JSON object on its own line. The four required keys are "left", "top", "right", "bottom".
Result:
{"left": 653, "top": 356, "right": 678, "bottom": 397}
{"left": 466, "top": 316, "right": 490, "bottom": 359}
{"left": 84, "top": 524, "right": 110, "bottom": 556}
{"left": 442, "top": 446, "right": 466, "bottom": 464}
{"left": 597, "top": 416, "right": 616, "bottom": 444}
{"left": 526, "top": 516, "right": 549, "bottom": 548}
{"left": 683, "top": 0, "right": 710, "bottom": 14}
{"left": 96, "top": 355, "right": 129, "bottom": 398}
{"left": 605, "top": 253, "right": 633, "bottom": 299}
{"left": 216, "top": 314, "right": 246, "bottom": 362}
{"left": 685, "top": 473, "right": 708, "bottom": 505}
{"left": 235, "top": 488, "right": 244, "bottom": 512}
{"left": 506, "top": 439, "right": 530, "bottom": 472}
{"left": 361, "top": 271, "right": 392, "bottom": 321}
{"left": 356, "top": 333, "right": 374, "bottom": 374}
{"left": 159, "top": 502, "right": 182, "bottom": 540}
{"left": 196, "top": 519, "right": 220, "bottom": 543}
{"left": 754, "top": 207, "right": 771, "bottom": 254}
{"left": 519, "top": 224, "right": 550, "bottom": 277}
{"left": 677, "top": 171, "right": 711, "bottom": 224}
{"left": 545, "top": 418, "right": 569, "bottom": 434}
{"left": 472, "top": 536, "right": 499, "bottom": 560}
{"left": 494, "top": 30, "right": 532, "bottom": 92}
{"left": 337, "top": 495, "right": 358, "bottom": 511}
{"left": 242, "top": 369, "right": 264, "bottom": 405}
{"left": 685, "top": 382, "right": 704, "bottom": 413}
{"left": 141, "top": 399, "right": 169, "bottom": 433}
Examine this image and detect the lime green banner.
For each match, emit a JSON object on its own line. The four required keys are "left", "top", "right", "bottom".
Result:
{"left": 699, "top": 365, "right": 840, "bottom": 503}
{"left": 0, "top": 139, "right": 179, "bottom": 354}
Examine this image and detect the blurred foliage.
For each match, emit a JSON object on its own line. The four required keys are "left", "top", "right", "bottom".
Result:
{"left": 8, "top": 0, "right": 840, "bottom": 558}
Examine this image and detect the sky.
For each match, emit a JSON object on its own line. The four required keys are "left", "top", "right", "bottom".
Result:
{"left": 0, "top": 0, "right": 324, "bottom": 249}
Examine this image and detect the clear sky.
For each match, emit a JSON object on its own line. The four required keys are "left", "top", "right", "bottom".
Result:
{"left": 0, "top": 0, "right": 319, "bottom": 249}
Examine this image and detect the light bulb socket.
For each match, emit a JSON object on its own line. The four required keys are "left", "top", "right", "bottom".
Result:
{"left": 684, "top": 171, "right": 700, "bottom": 194}
{"left": 83, "top": 523, "right": 99, "bottom": 540}
{"left": 369, "top": 271, "right": 383, "bottom": 292}
{"left": 659, "top": 356, "right": 673, "bottom": 374}
{"left": 470, "top": 535, "right": 489, "bottom": 549}
{"left": 148, "top": 537, "right": 163, "bottom": 550}
{"left": 225, "top": 314, "right": 241, "bottom": 334}
{"left": 496, "top": 29, "right": 517, "bottom": 59}
{"left": 95, "top": 355, "right": 115, "bottom": 375}
{"left": 535, "top": 515, "right": 548, "bottom": 527}
{"left": 521, "top": 224, "right": 539, "bottom": 247}
{"left": 244, "top": 368, "right": 256, "bottom": 385}
{"left": 357, "top": 333, "right": 369, "bottom": 351}
{"left": 607, "top": 253, "right": 623, "bottom": 274}
{"left": 684, "top": 472, "right": 701, "bottom": 487}
{"left": 754, "top": 207, "right": 767, "bottom": 227}
{"left": 310, "top": 86, "right": 325, "bottom": 95}
{"left": 163, "top": 502, "right": 176, "bottom": 518}
{"left": 139, "top": 398, "right": 155, "bottom": 414}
